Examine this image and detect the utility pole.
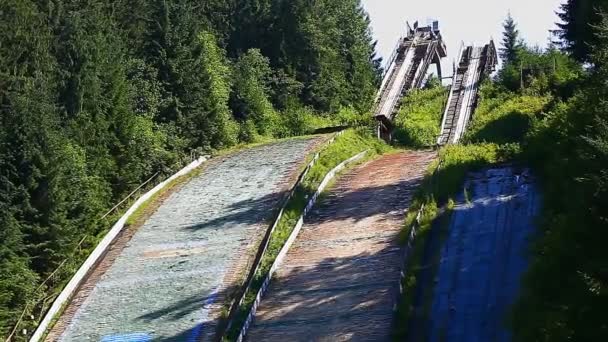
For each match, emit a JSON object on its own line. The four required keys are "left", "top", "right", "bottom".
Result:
{"left": 553, "top": 57, "right": 557, "bottom": 74}
{"left": 520, "top": 61, "right": 524, "bottom": 92}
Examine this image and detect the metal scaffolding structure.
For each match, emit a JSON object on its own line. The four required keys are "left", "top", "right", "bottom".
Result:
{"left": 373, "top": 21, "right": 447, "bottom": 140}
{"left": 437, "top": 40, "right": 497, "bottom": 145}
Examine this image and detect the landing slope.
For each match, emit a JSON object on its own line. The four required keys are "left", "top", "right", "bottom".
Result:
{"left": 247, "top": 151, "right": 435, "bottom": 341}
{"left": 49, "top": 137, "right": 324, "bottom": 342}
{"left": 427, "top": 167, "right": 539, "bottom": 342}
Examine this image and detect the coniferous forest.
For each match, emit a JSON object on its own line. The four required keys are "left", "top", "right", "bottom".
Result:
{"left": 0, "top": 0, "right": 380, "bottom": 337}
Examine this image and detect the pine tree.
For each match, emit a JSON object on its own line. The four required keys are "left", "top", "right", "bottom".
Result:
{"left": 500, "top": 13, "right": 522, "bottom": 64}
{"left": 557, "top": 0, "right": 608, "bottom": 62}
{"left": 231, "top": 49, "right": 278, "bottom": 139}
{"left": 189, "top": 31, "right": 239, "bottom": 149}
{"left": 0, "top": 0, "right": 382, "bottom": 338}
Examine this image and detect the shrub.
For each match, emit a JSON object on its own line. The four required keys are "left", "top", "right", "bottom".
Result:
{"left": 393, "top": 87, "right": 448, "bottom": 147}
{"left": 464, "top": 83, "right": 550, "bottom": 145}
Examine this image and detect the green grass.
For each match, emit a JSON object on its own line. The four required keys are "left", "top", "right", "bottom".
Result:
{"left": 223, "top": 128, "right": 391, "bottom": 341}
{"left": 273, "top": 105, "right": 375, "bottom": 139}
{"left": 431, "top": 143, "right": 519, "bottom": 202}
{"left": 393, "top": 199, "right": 454, "bottom": 341}
{"left": 393, "top": 197, "right": 438, "bottom": 338}
{"left": 463, "top": 83, "right": 551, "bottom": 145}
{"left": 393, "top": 86, "right": 448, "bottom": 147}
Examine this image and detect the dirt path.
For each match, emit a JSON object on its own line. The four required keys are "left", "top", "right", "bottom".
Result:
{"left": 48, "top": 137, "right": 325, "bottom": 342}
{"left": 246, "top": 151, "right": 436, "bottom": 341}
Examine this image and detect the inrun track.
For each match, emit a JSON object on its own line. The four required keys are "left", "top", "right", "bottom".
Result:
{"left": 47, "top": 137, "right": 325, "bottom": 342}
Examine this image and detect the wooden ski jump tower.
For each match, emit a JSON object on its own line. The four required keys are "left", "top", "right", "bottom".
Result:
{"left": 373, "top": 21, "right": 447, "bottom": 141}
{"left": 437, "top": 40, "right": 497, "bottom": 145}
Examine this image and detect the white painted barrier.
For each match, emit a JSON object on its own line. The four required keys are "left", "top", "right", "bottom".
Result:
{"left": 236, "top": 150, "right": 369, "bottom": 342}
{"left": 29, "top": 157, "right": 208, "bottom": 342}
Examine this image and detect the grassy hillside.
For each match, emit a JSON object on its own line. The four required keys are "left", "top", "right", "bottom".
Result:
{"left": 393, "top": 85, "right": 448, "bottom": 147}
{"left": 395, "top": 27, "right": 607, "bottom": 339}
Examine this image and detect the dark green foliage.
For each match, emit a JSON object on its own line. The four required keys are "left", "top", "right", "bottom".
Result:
{"left": 512, "top": 94, "right": 608, "bottom": 341}
{"left": 231, "top": 49, "right": 279, "bottom": 140}
{"left": 500, "top": 13, "right": 523, "bottom": 64}
{"left": 557, "top": 0, "right": 608, "bottom": 62}
{"left": 464, "top": 11, "right": 608, "bottom": 341}
{"left": 498, "top": 46, "right": 583, "bottom": 94}
{"left": 0, "top": 0, "right": 380, "bottom": 339}
{"left": 0, "top": 2, "right": 63, "bottom": 335}
{"left": 511, "top": 15, "right": 608, "bottom": 341}
{"left": 498, "top": 12, "right": 583, "bottom": 93}
{"left": 230, "top": 0, "right": 382, "bottom": 113}
{"left": 393, "top": 86, "right": 448, "bottom": 147}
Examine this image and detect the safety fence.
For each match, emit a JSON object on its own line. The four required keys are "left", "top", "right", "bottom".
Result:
{"left": 219, "top": 131, "right": 346, "bottom": 339}
{"left": 394, "top": 158, "right": 443, "bottom": 315}
{"left": 27, "top": 156, "right": 208, "bottom": 342}
{"left": 231, "top": 149, "right": 369, "bottom": 342}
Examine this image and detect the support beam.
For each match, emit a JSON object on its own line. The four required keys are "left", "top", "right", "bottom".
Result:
{"left": 433, "top": 52, "right": 443, "bottom": 80}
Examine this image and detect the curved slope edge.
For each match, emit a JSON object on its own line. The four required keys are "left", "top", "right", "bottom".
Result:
{"left": 31, "top": 156, "right": 207, "bottom": 342}
{"left": 40, "top": 137, "right": 324, "bottom": 342}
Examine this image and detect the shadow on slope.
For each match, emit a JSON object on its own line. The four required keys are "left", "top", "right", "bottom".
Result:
{"left": 467, "top": 111, "right": 532, "bottom": 145}
{"left": 246, "top": 243, "right": 404, "bottom": 341}
{"left": 182, "top": 189, "right": 288, "bottom": 231}
{"left": 145, "top": 176, "right": 426, "bottom": 341}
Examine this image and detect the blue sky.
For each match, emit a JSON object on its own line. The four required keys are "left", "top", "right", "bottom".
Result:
{"left": 361, "top": 0, "right": 565, "bottom": 75}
